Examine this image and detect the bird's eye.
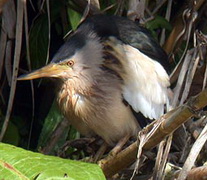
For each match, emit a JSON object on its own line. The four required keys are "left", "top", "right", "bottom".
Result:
{"left": 67, "top": 60, "right": 74, "bottom": 67}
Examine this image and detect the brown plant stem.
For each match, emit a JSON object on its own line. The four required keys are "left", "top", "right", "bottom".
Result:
{"left": 100, "top": 88, "right": 207, "bottom": 177}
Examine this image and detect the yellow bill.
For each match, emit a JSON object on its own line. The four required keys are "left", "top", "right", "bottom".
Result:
{"left": 18, "top": 64, "right": 66, "bottom": 80}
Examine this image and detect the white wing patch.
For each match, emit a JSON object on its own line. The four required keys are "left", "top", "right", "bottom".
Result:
{"left": 121, "top": 45, "right": 170, "bottom": 119}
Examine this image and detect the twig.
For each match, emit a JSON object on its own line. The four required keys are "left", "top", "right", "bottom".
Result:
{"left": 115, "top": 0, "right": 126, "bottom": 16}
{"left": 152, "top": 139, "right": 165, "bottom": 179}
{"left": 130, "top": 119, "right": 165, "bottom": 180}
{"left": 163, "top": 0, "right": 203, "bottom": 54}
{"left": 159, "top": 134, "right": 173, "bottom": 180}
{"left": 80, "top": 0, "right": 91, "bottom": 23}
{"left": 0, "top": 0, "right": 24, "bottom": 141}
{"left": 78, "top": 0, "right": 100, "bottom": 27}
{"left": 177, "top": 117, "right": 207, "bottom": 180}
{"left": 171, "top": 49, "right": 194, "bottom": 108}
{"left": 23, "top": 0, "right": 35, "bottom": 149}
{"left": 45, "top": 0, "right": 51, "bottom": 65}
{"left": 203, "top": 62, "right": 207, "bottom": 90}
{"left": 152, "top": 0, "right": 167, "bottom": 15}
{"left": 130, "top": 130, "right": 147, "bottom": 180}
{"left": 0, "top": 21, "right": 7, "bottom": 80}
{"left": 5, "top": 41, "right": 12, "bottom": 85}
{"left": 2, "top": 0, "right": 16, "bottom": 86}
{"left": 100, "top": 89, "right": 207, "bottom": 177}
{"left": 71, "top": 0, "right": 101, "bottom": 15}
{"left": 160, "top": 0, "right": 172, "bottom": 46}
{"left": 180, "top": 51, "right": 200, "bottom": 105}
{"left": 169, "top": 9, "right": 198, "bottom": 84}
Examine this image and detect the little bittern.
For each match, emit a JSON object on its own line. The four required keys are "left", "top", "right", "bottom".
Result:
{"left": 18, "top": 15, "right": 170, "bottom": 146}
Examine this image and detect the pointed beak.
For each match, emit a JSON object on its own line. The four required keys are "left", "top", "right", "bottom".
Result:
{"left": 18, "top": 63, "right": 65, "bottom": 80}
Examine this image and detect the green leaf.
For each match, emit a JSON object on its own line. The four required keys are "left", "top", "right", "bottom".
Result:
{"left": 146, "top": 15, "right": 172, "bottom": 31}
{"left": 37, "top": 101, "right": 68, "bottom": 154}
{"left": 29, "top": 14, "right": 49, "bottom": 69}
{"left": 145, "top": 15, "right": 172, "bottom": 40}
{"left": 2, "top": 121, "right": 20, "bottom": 146}
{"left": 67, "top": 8, "right": 81, "bottom": 30}
{"left": 29, "top": 1, "right": 64, "bottom": 69}
{"left": 0, "top": 143, "right": 106, "bottom": 180}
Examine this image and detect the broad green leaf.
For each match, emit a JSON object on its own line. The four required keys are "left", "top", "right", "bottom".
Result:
{"left": 0, "top": 143, "right": 106, "bottom": 180}
{"left": 37, "top": 101, "right": 68, "bottom": 154}
{"left": 2, "top": 121, "right": 19, "bottom": 146}
{"left": 67, "top": 8, "right": 81, "bottom": 30}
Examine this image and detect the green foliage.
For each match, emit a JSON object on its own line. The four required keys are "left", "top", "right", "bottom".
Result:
{"left": 145, "top": 15, "right": 172, "bottom": 40}
{"left": 29, "top": 14, "right": 49, "bottom": 69}
{"left": 29, "top": 0, "right": 64, "bottom": 69}
{"left": 1, "top": 121, "right": 20, "bottom": 146}
{"left": 0, "top": 143, "right": 106, "bottom": 180}
{"left": 37, "top": 101, "right": 69, "bottom": 154}
{"left": 67, "top": 8, "right": 82, "bottom": 30}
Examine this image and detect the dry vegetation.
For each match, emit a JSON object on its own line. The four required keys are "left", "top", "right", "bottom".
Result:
{"left": 1, "top": 0, "right": 207, "bottom": 179}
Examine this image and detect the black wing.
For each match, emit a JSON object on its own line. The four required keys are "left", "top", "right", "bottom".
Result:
{"left": 78, "top": 14, "right": 169, "bottom": 72}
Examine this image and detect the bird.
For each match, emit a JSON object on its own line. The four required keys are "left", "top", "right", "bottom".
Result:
{"left": 18, "top": 14, "right": 170, "bottom": 151}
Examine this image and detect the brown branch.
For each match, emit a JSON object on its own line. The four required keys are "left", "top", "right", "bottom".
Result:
{"left": 177, "top": 120, "right": 207, "bottom": 180}
{"left": 163, "top": 0, "right": 206, "bottom": 55}
{"left": 100, "top": 88, "right": 207, "bottom": 177}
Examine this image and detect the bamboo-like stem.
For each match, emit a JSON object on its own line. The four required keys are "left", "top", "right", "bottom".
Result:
{"left": 100, "top": 89, "right": 207, "bottom": 177}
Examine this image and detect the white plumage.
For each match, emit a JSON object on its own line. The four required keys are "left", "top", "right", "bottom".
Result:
{"left": 106, "top": 37, "right": 170, "bottom": 119}
{"left": 122, "top": 45, "right": 170, "bottom": 119}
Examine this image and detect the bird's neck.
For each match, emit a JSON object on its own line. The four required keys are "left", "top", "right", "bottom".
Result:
{"left": 57, "top": 76, "right": 96, "bottom": 114}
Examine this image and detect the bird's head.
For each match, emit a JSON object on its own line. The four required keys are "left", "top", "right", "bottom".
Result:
{"left": 18, "top": 28, "right": 103, "bottom": 81}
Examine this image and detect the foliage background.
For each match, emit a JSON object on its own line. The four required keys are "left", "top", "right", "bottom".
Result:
{"left": 1, "top": 0, "right": 207, "bottom": 179}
